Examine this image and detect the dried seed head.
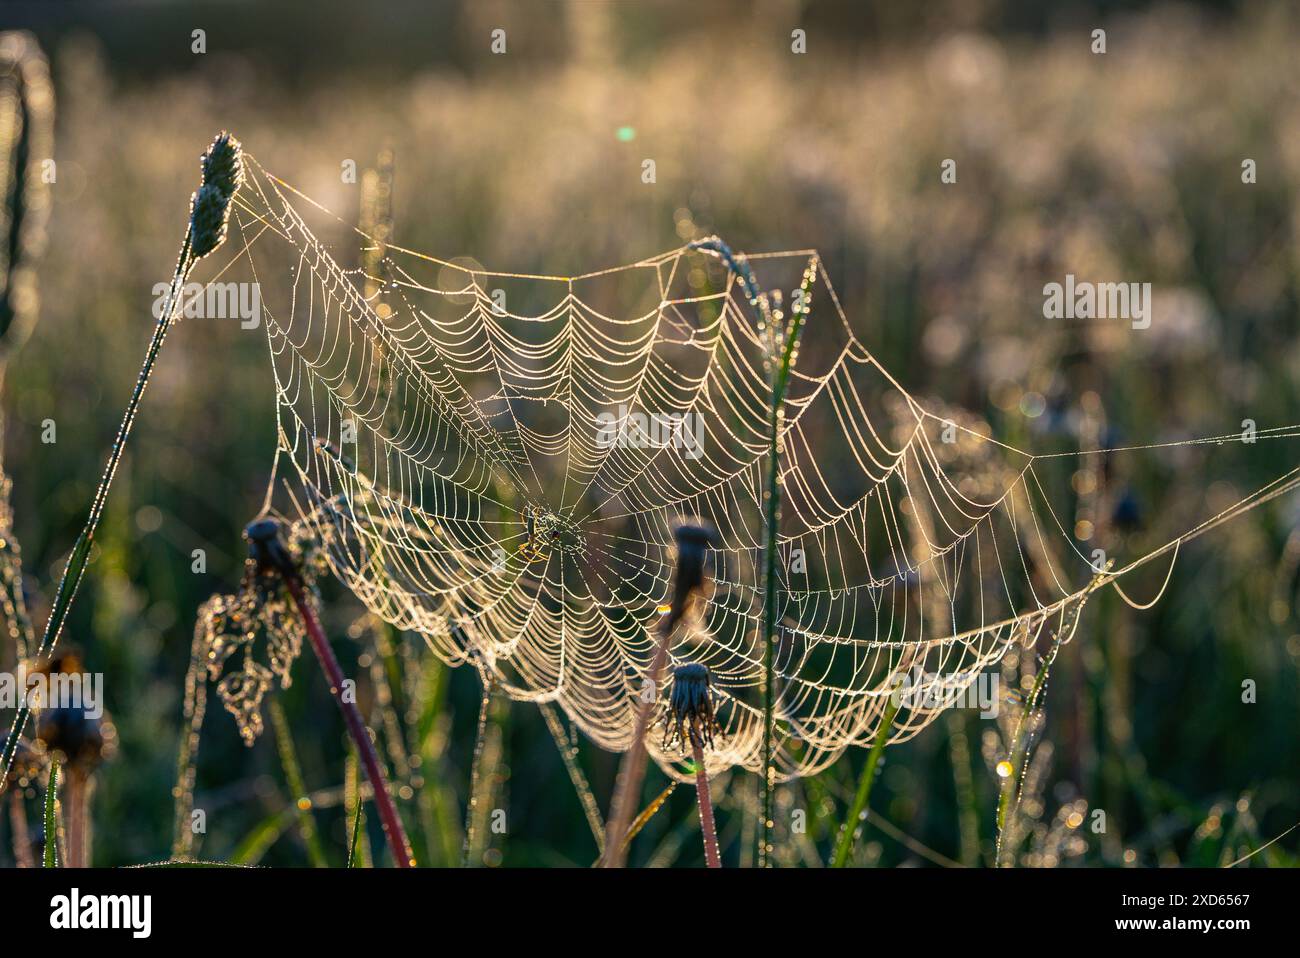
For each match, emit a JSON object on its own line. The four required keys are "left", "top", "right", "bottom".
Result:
{"left": 661, "top": 520, "right": 720, "bottom": 637}
{"left": 674, "top": 522, "right": 721, "bottom": 551}
{"left": 244, "top": 515, "right": 298, "bottom": 578}
{"left": 199, "top": 514, "right": 319, "bottom": 748}
{"left": 30, "top": 650, "right": 112, "bottom": 773}
{"left": 36, "top": 706, "right": 105, "bottom": 772}
{"left": 216, "top": 661, "right": 275, "bottom": 747}
{"left": 187, "top": 131, "right": 244, "bottom": 259}
{"left": 664, "top": 662, "right": 719, "bottom": 751}
{"left": 200, "top": 130, "right": 244, "bottom": 199}
{"left": 189, "top": 183, "right": 232, "bottom": 259}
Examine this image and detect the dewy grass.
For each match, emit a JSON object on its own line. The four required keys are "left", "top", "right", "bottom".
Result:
{"left": 689, "top": 239, "right": 816, "bottom": 868}
{"left": 758, "top": 258, "right": 815, "bottom": 867}
{"left": 618, "top": 781, "right": 677, "bottom": 856}
{"left": 993, "top": 573, "right": 1101, "bottom": 867}
{"left": 170, "top": 615, "right": 210, "bottom": 859}
{"left": 831, "top": 691, "right": 899, "bottom": 868}
{"left": 269, "top": 697, "right": 328, "bottom": 868}
{"left": 0, "top": 131, "right": 243, "bottom": 787}
{"left": 344, "top": 751, "right": 372, "bottom": 867}
{"left": 0, "top": 33, "right": 53, "bottom": 717}
{"left": 995, "top": 631, "right": 1065, "bottom": 867}
{"left": 461, "top": 682, "right": 494, "bottom": 868}
{"left": 346, "top": 784, "right": 365, "bottom": 868}
{"left": 539, "top": 701, "right": 605, "bottom": 856}
{"left": 41, "top": 755, "right": 57, "bottom": 867}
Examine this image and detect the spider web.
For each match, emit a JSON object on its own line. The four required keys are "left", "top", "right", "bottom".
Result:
{"left": 212, "top": 156, "right": 1300, "bottom": 782}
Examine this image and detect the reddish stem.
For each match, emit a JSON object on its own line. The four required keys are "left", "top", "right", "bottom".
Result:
{"left": 284, "top": 575, "right": 413, "bottom": 867}
{"left": 64, "top": 771, "right": 88, "bottom": 868}
{"left": 691, "top": 729, "right": 721, "bottom": 868}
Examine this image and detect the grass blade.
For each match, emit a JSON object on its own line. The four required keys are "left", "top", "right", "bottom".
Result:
{"left": 42, "top": 756, "right": 57, "bottom": 867}
{"left": 831, "top": 693, "right": 899, "bottom": 867}
{"left": 347, "top": 789, "right": 365, "bottom": 868}
{"left": 269, "top": 696, "right": 328, "bottom": 867}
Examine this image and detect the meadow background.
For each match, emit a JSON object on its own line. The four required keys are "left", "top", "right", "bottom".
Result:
{"left": 0, "top": 0, "right": 1297, "bottom": 867}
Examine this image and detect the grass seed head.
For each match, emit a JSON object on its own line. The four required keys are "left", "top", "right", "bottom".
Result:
{"left": 187, "top": 131, "right": 244, "bottom": 259}
{"left": 200, "top": 130, "right": 244, "bottom": 199}
{"left": 189, "top": 183, "right": 232, "bottom": 258}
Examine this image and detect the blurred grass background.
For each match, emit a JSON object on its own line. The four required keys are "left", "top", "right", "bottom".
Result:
{"left": 0, "top": 0, "right": 1297, "bottom": 866}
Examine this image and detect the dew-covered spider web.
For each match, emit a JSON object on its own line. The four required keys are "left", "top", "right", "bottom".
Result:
{"left": 210, "top": 156, "right": 1300, "bottom": 783}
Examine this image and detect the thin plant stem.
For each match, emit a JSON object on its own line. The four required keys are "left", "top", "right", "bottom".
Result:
{"left": 996, "top": 632, "right": 1065, "bottom": 867}
{"left": 3, "top": 129, "right": 239, "bottom": 788}
{"left": 620, "top": 781, "right": 677, "bottom": 855}
{"left": 269, "top": 696, "right": 328, "bottom": 867}
{"left": 344, "top": 751, "right": 372, "bottom": 867}
{"left": 171, "top": 619, "right": 209, "bottom": 858}
{"left": 413, "top": 659, "right": 458, "bottom": 866}
{"left": 691, "top": 729, "right": 721, "bottom": 868}
{"left": 540, "top": 701, "right": 605, "bottom": 855}
{"left": 462, "top": 682, "right": 492, "bottom": 868}
{"left": 831, "top": 692, "right": 899, "bottom": 868}
{"left": 283, "top": 574, "right": 413, "bottom": 867}
{"left": 0, "top": 475, "right": 35, "bottom": 670}
{"left": 655, "top": 241, "right": 817, "bottom": 868}
{"left": 0, "top": 231, "right": 195, "bottom": 787}
{"left": 41, "top": 756, "right": 57, "bottom": 867}
{"left": 945, "top": 711, "right": 982, "bottom": 866}
{"left": 758, "top": 264, "right": 813, "bottom": 868}
{"left": 600, "top": 626, "right": 673, "bottom": 866}
{"left": 346, "top": 774, "right": 365, "bottom": 868}
{"left": 63, "top": 769, "right": 88, "bottom": 867}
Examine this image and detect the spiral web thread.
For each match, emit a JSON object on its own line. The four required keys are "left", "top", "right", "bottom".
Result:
{"left": 214, "top": 157, "right": 1300, "bottom": 783}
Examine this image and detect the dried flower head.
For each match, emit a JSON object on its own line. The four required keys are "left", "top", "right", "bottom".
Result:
{"left": 30, "top": 650, "right": 113, "bottom": 773}
{"left": 35, "top": 706, "right": 105, "bottom": 772}
{"left": 662, "top": 520, "right": 721, "bottom": 637}
{"left": 663, "top": 662, "right": 719, "bottom": 751}
{"left": 245, "top": 516, "right": 296, "bottom": 577}
{"left": 199, "top": 515, "right": 324, "bottom": 746}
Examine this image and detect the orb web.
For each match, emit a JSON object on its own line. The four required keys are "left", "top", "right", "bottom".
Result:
{"left": 211, "top": 157, "right": 1300, "bottom": 782}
